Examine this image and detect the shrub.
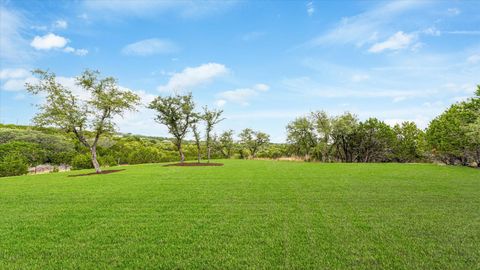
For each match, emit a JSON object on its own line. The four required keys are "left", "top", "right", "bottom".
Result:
{"left": 71, "top": 154, "right": 93, "bottom": 170}
{"left": 99, "top": 155, "right": 118, "bottom": 167}
{"left": 0, "top": 154, "right": 29, "bottom": 177}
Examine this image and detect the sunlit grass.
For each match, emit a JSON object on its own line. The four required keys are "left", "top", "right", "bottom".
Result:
{"left": 1, "top": 160, "right": 479, "bottom": 269}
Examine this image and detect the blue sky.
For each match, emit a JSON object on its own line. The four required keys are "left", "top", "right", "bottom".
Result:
{"left": 1, "top": 0, "right": 479, "bottom": 142}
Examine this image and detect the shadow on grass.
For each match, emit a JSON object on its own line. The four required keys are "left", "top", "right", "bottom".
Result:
{"left": 68, "top": 169, "right": 125, "bottom": 177}
{"left": 164, "top": 162, "right": 224, "bottom": 167}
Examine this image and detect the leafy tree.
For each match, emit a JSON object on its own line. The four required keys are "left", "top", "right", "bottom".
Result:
{"left": 311, "top": 111, "right": 333, "bottom": 162}
{"left": 355, "top": 118, "right": 395, "bottom": 162}
{"left": 148, "top": 93, "right": 197, "bottom": 163}
{"left": 0, "top": 153, "right": 28, "bottom": 177}
{"left": 215, "top": 130, "right": 235, "bottom": 158}
{"left": 426, "top": 87, "right": 480, "bottom": 165}
{"left": 286, "top": 117, "right": 317, "bottom": 160}
{"left": 202, "top": 106, "right": 224, "bottom": 163}
{"left": 330, "top": 113, "right": 359, "bottom": 162}
{"left": 26, "top": 69, "right": 140, "bottom": 173}
{"left": 239, "top": 128, "right": 270, "bottom": 158}
{"left": 191, "top": 122, "right": 202, "bottom": 163}
{"left": 392, "top": 121, "right": 425, "bottom": 162}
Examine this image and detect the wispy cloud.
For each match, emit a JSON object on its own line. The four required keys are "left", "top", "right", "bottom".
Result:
{"left": 216, "top": 83, "right": 269, "bottom": 106}
{"left": 83, "top": 0, "right": 238, "bottom": 19}
{"left": 157, "top": 63, "right": 228, "bottom": 93}
{"left": 306, "top": 2, "right": 314, "bottom": 16}
{"left": 122, "top": 38, "right": 179, "bottom": 56}
{"left": 0, "top": 7, "right": 32, "bottom": 63}
{"left": 307, "top": 0, "right": 428, "bottom": 48}
{"left": 368, "top": 31, "right": 417, "bottom": 53}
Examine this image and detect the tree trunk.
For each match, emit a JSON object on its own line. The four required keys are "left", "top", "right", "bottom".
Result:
{"left": 90, "top": 147, "right": 102, "bottom": 173}
{"left": 197, "top": 147, "right": 201, "bottom": 163}
{"left": 207, "top": 147, "right": 211, "bottom": 163}
{"left": 178, "top": 144, "right": 185, "bottom": 163}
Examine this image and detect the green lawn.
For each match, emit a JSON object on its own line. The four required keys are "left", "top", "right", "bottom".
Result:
{"left": 1, "top": 160, "right": 479, "bottom": 269}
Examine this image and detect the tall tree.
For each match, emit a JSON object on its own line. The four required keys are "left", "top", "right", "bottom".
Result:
{"left": 286, "top": 117, "right": 317, "bottom": 160}
{"left": 148, "top": 93, "right": 197, "bottom": 163}
{"left": 355, "top": 118, "right": 395, "bottom": 162}
{"left": 311, "top": 111, "right": 333, "bottom": 162}
{"left": 202, "top": 106, "right": 224, "bottom": 163}
{"left": 330, "top": 113, "right": 359, "bottom": 162}
{"left": 216, "top": 130, "right": 235, "bottom": 158}
{"left": 26, "top": 69, "right": 140, "bottom": 173}
{"left": 191, "top": 122, "right": 202, "bottom": 163}
{"left": 392, "top": 121, "right": 425, "bottom": 162}
{"left": 239, "top": 128, "right": 270, "bottom": 158}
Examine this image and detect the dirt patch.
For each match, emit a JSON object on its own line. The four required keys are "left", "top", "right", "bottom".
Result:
{"left": 68, "top": 169, "right": 125, "bottom": 177}
{"left": 164, "top": 162, "right": 224, "bottom": 167}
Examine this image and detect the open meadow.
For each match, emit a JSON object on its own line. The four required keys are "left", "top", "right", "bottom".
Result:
{"left": 1, "top": 160, "right": 479, "bottom": 269}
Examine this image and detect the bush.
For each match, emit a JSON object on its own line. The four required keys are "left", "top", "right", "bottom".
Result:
{"left": 0, "top": 154, "right": 29, "bottom": 177}
{"left": 71, "top": 154, "right": 93, "bottom": 170}
{"left": 99, "top": 155, "right": 118, "bottom": 167}
{"left": 127, "top": 147, "right": 164, "bottom": 164}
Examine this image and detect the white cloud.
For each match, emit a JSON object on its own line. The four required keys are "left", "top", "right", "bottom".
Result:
{"left": 29, "top": 33, "right": 88, "bottom": 56}
{"left": 0, "top": 68, "right": 36, "bottom": 92}
{"left": 0, "top": 68, "right": 29, "bottom": 80}
{"left": 122, "top": 38, "right": 178, "bottom": 56}
{"left": 306, "top": 2, "right": 314, "bottom": 16}
{"left": 254, "top": 83, "right": 270, "bottom": 91}
{"left": 447, "top": 8, "right": 461, "bottom": 16}
{"left": 217, "top": 88, "right": 258, "bottom": 106}
{"left": 157, "top": 63, "right": 228, "bottom": 93}
{"left": 368, "top": 31, "right": 416, "bottom": 53}
{"left": 215, "top": 99, "right": 226, "bottom": 107}
{"left": 423, "top": 27, "right": 441, "bottom": 36}
{"left": 216, "top": 83, "right": 269, "bottom": 106}
{"left": 444, "top": 30, "right": 480, "bottom": 35}
{"left": 63, "top": 46, "right": 88, "bottom": 56}
{"left": 352, "top": 74, "right": 370, "bottom": 82}
{"left": 53, "top": 20, "right": 68, "bottom": 29}
{"left": 30, "top": 33, "right": 68, "bottom": 50}
{"left": 467, "top": 54, "right": 480, "bottom": 64}
{"left": 307, "top": 0, "right": 427, "bottom": 47}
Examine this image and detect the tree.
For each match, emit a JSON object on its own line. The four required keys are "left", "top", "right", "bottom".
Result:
{"left": 355, "top": 118, "right": 395, "bottom": 162}
{"left": 216, "top": 130, "right": 235, "bottom": 158}
{"left": 392, "top": 121, "right": 425, "bottom": 162}
{"left": 286, "top": 117, "right": 317, "bottom": 160}
{"left": 191, "top": 122, "right": 202, "bottom": 163}
{"left": 311, "top": 111, "right": 333, "bottom": 162}
{"left": 426, "top": 87, "right": 480, "bottom": 166}
{"left": 26, "top": 69, "right": 140, "bottom": 173}
{"left": 239, "top": 128, "right": 270, "bottom": 158}
{"left": 148, "top": 93, "right": 197, "bottom": 163}
{"left": 330, "top": 113, "right": 359, "bottom": 162}
{"left": 202, "top": 106, "right": 224, "bottom": 163}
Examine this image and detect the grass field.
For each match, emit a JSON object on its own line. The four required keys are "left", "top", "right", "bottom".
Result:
{"left": 1, "top": 160, "right": 479, "bottom": 269}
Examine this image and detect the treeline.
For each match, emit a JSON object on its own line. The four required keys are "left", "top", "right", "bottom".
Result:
{"left": 286, "top": 86, "right": 479, "bottom": 166}
{"left": 0, "top": 68, "right": 478, "bottom": 177}
{"left": 0, "top": 125, "right": 274, "bottom": 176}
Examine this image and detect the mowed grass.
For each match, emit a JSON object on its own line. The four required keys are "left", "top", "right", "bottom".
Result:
{"left": 1, "top": 160, "right": 479, "bottom": 269}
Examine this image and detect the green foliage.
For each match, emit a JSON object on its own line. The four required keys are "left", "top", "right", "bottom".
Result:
{"left": 426, "top": 95, "right": 480, "bottom": 166}
{"left": 286, "top": 117, "right": 317, "bottom": 159}
{"left": 239, "top": 128, "right": 270, "bottom": 158}
{"left": 0, "top": 153, "right": 28, "bottom": 177}
{"left": 127, "top": 147, "right": 164, "bottom": 164}
{"left": 148, "top": 93, "right": 197, "bottom": 162}
{"left": 71, "top": 154, "right": 94, "bottom": 170}
{"left": 0, "top": 141, "right": 47, "bottom": 166}
{"left": 26, "top": 69, "right": 140, "bottom": 173}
